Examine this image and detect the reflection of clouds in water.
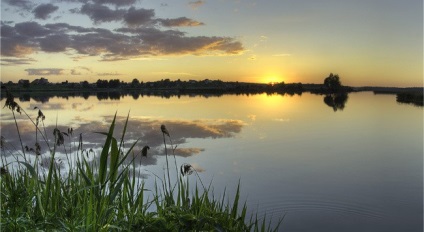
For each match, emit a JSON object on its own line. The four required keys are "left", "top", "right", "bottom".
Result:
{"left": 248, "top": 114, "right": 257, "bottom": 121}
{"left": 71, "top": 103, "right": 95, "bottom": 112}
{"left": 125, "top": 147, "right": 158, "bottom": 167}
{"left": 274, "top": 118, "right": 290, "bottom": 122}
{"left": 29, "top": 103, "right": 66, "bottom": 110}
{"left": 190, "top": 163, "right": 205, "bottom": 173}
{"left": 0, "top": 115, "right": 244, "bottom": 166}
{"left": 174, "top": 147, "right": 204, "bottom": 157}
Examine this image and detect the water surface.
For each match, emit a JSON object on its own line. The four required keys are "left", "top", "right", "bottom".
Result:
{"left": 1, "top": 92, "right": 422, "bottom": 231}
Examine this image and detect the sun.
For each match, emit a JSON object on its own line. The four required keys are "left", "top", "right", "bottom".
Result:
{"left": 261, "top": 75, "right": 284, "bottom": 85}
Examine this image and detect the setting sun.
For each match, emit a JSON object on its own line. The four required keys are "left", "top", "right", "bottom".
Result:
{"left": 261, "top": 75, "right": 284, "bottom": 85}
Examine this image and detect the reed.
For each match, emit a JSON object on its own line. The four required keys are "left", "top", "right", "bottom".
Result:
{"left": 0, "top": 90, "right": 281, "bottom": 231}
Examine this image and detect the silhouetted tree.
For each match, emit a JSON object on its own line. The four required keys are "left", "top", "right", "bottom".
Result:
{"left": 81, "top": 80, "right": 90, "bottom": 88}
{"left": 131, "top": 78, "right": 140, "bottom": 88}
{"left": 323, "top": 73, "right": 342, "bottom": 92}
{"left": 108, "top": 79, "right": 120, "bottom": 88}
{"left": 96, "top": 79, "right": 108, "bottom": 88}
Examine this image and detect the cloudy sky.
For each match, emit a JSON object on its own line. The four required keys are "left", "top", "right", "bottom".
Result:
{"left": 1, "top": 0, "right": 422, "bottom": 87}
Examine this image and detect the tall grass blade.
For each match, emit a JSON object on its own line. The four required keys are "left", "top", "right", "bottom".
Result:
{"left": 97, "top": 112, "right": 117, "bottom": 185}
{"left": 16, "top": 161, "right": 37, "bottom": 178}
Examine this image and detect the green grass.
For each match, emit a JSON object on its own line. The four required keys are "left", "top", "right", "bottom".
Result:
{"left": 0, "top": 89, "right": 282, "bottom": 231}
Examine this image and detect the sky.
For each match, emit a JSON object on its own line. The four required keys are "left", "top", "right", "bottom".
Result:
{"left": 0, "top": 0, "right": 422, "bottom": 87}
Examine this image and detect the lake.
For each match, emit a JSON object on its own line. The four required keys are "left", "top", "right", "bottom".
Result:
{"left": 1, "top": 91, "right": 422, "bottom": 231}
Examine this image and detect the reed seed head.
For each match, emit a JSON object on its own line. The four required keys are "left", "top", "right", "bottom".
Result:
{"left": 181, "top": 163, "right": 194, "bottom": 176}
{"left": 53, "top": 128, "right": 65, "bottom": 146}
{"left": 141, "top": 145, "right": 150, "bottom": 157}
{"left": 161, "top": 124, "right": 170, "bottom": 136}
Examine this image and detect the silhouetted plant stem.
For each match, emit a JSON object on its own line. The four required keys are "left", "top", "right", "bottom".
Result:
{"left": 20, "top": 108, "right": 51, "bottom": 151}
{"left": 162, "top": 132, "right": 172, "bottom": 193}
{"left": 169, "top": 137, "right": 180, "bottom": 191}
{"left": 11, "top": 110, "right": 27, "bottom": 161}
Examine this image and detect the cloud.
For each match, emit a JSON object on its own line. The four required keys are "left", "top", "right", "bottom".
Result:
{"left": 61, "top": 0, "right": 136, "bottom": 7}
{"left": 3, "top": 0, "right": 33, "bottom": 10}
{"left": 15, "top": 21, "right": 50, "bottom": 37}
{"left": 25, "top": 68, "right": 64, "bottom": 75}
{"left": 0, "top": 114, "right": 245, "bottom": 164}
{"left": 39, "top": 34, "right": 71, "bottom": 52}
{"left": 1, "top": 57, "right": 36, "bottom": 65}
{"left": 124, "top": 7, "right": 155, "bottom": 26}
{"left": 71, "top": 69, "right": 81, "bottom": 75}
{"left": 91, "top": 0, "right": 136, "bottom": 6}
{"left": 71, "top": 66, "right": 92, "bottom": 75}
{"left": 33, "top": 4, "right": 59, "bottom": 20}
{"left": 188, "top": 0, "right": 205, "bottom": 9}
{"left": 174, "top": 148, "right": 205, "bottom": 157}
{"left": 1, "top": 21, "right": 244, "bottom": 59}
{"left": 158, "top": 17, "right": 204, "bottom": 27}
{"left": 97, "top": 72, "right": 121, "bottom": 76}
{"left": 79, "top": 3, "right": 126, "bottom": 24}
{"left": 190, "top": 163, "right": 205, "bottom": 173}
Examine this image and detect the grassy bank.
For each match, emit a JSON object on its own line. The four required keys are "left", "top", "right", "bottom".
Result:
{"left": 0, "top": 89, "right": 282, "bottom": 231}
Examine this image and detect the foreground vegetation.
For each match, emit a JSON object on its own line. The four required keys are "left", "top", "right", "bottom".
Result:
{"left": 0, "top": 89, "right": 281, "bottom": 231}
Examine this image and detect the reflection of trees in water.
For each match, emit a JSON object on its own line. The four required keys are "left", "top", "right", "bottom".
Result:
{"left": 2, "top": 89, "right": 304, "bottom": 102}
{"left": 323, "top": 93, "right": 348, "bottom": 111}
{"left": 96, "top": 92, "right": 121, "bottom": 100}
{"left": 82, "top": 92, "right": 90, "bottom": 100}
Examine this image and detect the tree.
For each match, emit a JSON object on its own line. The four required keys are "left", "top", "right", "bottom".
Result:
{"left": 131, "top": 78, "right": 140, "bottom": 88}
{"left": 323, "top": 73, "right": 342, "bottom": 92}
{"left": 82, "top": 80, "right": 90, "bottom": 88}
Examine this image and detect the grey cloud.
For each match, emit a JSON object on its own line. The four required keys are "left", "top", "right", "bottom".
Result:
{"left": 25, "top": 68, "right": 64, "bottom": 75}
{"left": 76, "top": 5, "right": 156, "bottom": 26}
{"left": 1, "top": 21, "right": 244, "bottom": 58}
{"left": 1, "top": 23, "right": 17, "bottom": 37}
{"left": 188, "top": 0, "right": 205, "bottom": 9}
{"left": 39, "top": 34, "right": 71, "bottom": 52}
{"left": 3, "top": 0, "right": 33, "bottom": 10}
{"left": 58, "top": 0, "right": 136, "bottom": 7}
{"left": 71, "top": 69, "right": 81, "bottom": 75}
{"left": 1, "top": 23, "right": 35, "bottom": 57}
{"left": 15, "top": 21, "right": 50, "bottom": 37}
{"left": 44, "top": 23, "right": 92, "bottom": 33}
{"left": 80, "top": 3, "right": 126, "bottom": 24}
{"left": 91, "top": 0, "right": 136, "bottom": 6}
{"left": 33, "top": 4, "right": 59, "bottom": 20}
{"left": 124, "top": 7, "right": 155, "bottom": 26}
{"left": 159, "top": 17, "right": 204, "bottom": 27}
{"left": 1, "top": 58, "right": 36, "bottom": 65}
{"left": 70, "top": 66, "right": 92, "bottom": 75}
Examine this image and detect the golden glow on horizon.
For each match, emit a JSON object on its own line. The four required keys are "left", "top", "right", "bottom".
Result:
{"left": 260, "top": 75, "right": 284, "bottom": 85}
{"left": 255, "top": 93, "right": 292, "bottom": 115}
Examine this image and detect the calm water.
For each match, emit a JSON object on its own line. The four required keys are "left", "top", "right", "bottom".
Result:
{"left": 1, "top": 91, "right": 423, "bottom": 231}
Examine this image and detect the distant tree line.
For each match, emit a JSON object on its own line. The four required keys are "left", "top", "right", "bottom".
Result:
{"left": 96, "top": 79, "right": 121, "bottom": 88}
